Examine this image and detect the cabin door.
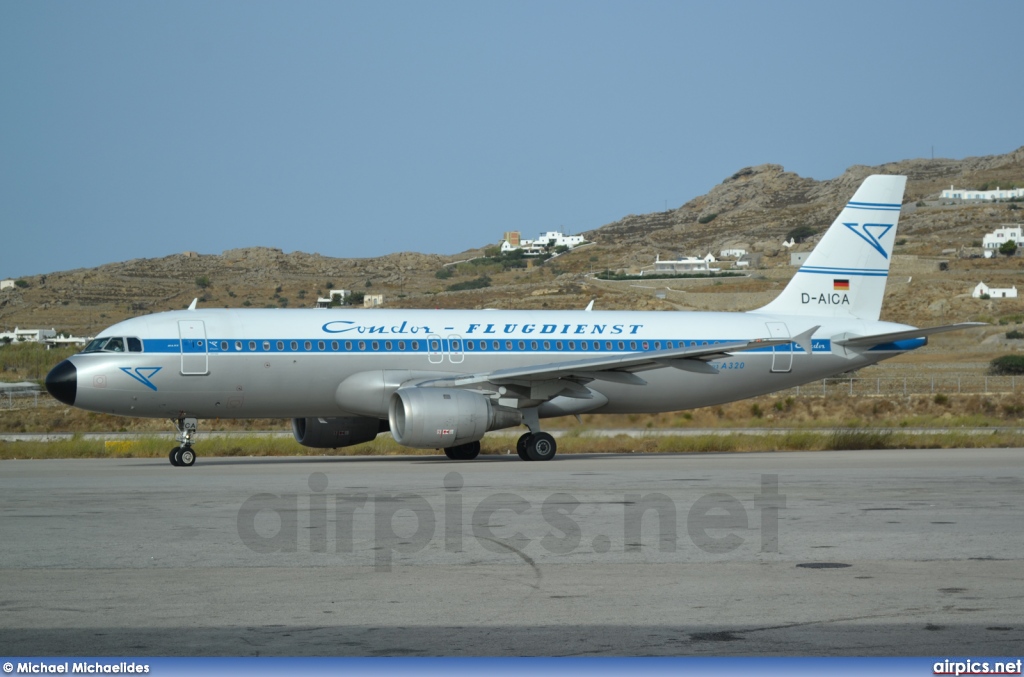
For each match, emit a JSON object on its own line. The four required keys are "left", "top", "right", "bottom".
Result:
{"left": 179, "top": 320, "right": 209, "bottom": 375}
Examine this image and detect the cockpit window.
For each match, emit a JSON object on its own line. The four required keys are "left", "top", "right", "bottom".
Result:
{"left": 83, "top": 337, "right": 136, "bottom": 354}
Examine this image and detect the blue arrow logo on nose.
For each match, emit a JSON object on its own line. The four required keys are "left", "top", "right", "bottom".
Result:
{"left": 120, "top": 367, "right": 162, "bottom": 391}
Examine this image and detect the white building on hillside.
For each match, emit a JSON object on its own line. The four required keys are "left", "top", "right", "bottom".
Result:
{"left": 315, "top": 289, "right": 351, "bottom": 308}
{"left": 1, "top": 279, "right": 15, "bottom": 291}
{"left": 500, "top": 230, "right": 586, "bottom": 255}
{"left": 942, "top": 185, "right": 1024, "bottom": 201}
{"left": 0, "top": 327, "right": 58, "bottom": 343}
{"left": 364, "top": 294, "right": 384, "bottom": 308}
{"left": 973, "top": 282, "right": 1018, "bottom": 299}
{"left": 982, "top": 225, "right": 1024, "bottom": 251}
{"left": 720, "top": 248, "right": 747, "bottom": 258}
{"left": 650, "top": 252, "right": 720, "bottom": 275}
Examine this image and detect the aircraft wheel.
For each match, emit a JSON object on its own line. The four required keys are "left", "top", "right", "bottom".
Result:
{"left": 526, "top": 432, "right": 556, "bottom": 461}
{"left": 516, "top": 433, "right": 532, "bottom": 461}
{"left": 169, "top": 447, "right": 181, "bottom": 466}
{"left": 444, "top": 441, "right": 481, "bottom": 460}
{"left": 179, "top": 447, "right": 196, "bottom": 467}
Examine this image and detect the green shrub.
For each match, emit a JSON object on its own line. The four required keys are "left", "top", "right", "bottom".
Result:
{"left": 1006, "top": 329, "right": 1024, "bottom": 339}
{"left": 435, "top": 267, "right": 453, "bottom": 279}
{"left": 990, "top": 355, "right": 1024, "bottom": 375}
{"left": 785, "top": 225, "right": 817, "bottom": 243}
{"left": 698, "top": 213, "right": 718, "bottom": 224}
{"left": 447, "top": 276, "right": 491, "bottom": 292}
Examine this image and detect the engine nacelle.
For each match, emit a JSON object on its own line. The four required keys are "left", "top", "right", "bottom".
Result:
{"left": 389, "top": 388, "right": 522, "bottom": 448}
{"left": 291, "top": 416, "right": 385, "bottom": 449}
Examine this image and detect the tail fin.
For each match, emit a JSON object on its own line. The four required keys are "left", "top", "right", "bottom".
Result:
{"left": 752, "top": 174, "right": 907, "bottom": 321}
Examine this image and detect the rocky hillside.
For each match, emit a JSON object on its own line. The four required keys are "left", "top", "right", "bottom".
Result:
{"left": 1, "top": 146, "right": 1022, "bottom": 340}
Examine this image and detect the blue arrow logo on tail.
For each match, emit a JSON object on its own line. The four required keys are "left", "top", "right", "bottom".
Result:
{"left": 843, "top": 222, "right": 894, "bottom": 259}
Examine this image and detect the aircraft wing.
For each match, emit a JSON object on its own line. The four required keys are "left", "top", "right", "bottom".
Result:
{"left": 421, "top": 325, "right": 819, "bottom": 391}
{"left": 832, "top": 322, "right": 986, "bottom": 348}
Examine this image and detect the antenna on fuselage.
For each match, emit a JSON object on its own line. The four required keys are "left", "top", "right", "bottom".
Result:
{"left": 584, "top": 300, "right": 595, "bottom": 312}
{"left": 188, "top": 298, "right": 198, "bottom": 311}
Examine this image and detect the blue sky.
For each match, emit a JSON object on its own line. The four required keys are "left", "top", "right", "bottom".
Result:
{"left": 2, "top": 1, "right": 1021, "bottom": 278}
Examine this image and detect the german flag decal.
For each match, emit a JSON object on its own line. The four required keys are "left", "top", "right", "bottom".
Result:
{"left": 833, "top": 279, "right": 850, "bottom": 290}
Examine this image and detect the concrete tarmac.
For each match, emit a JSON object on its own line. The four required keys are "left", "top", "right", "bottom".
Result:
{"left": 1, "top": 449, "right": 1023, "bottom": 656}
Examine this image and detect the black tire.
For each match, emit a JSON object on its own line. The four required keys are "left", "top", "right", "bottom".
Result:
{"left": 179, "top": 447, "right": 196, "bottom": 466}
{"left": 444, "top": 441, "right": 481, "bottom": 461}
{"left": 516, "top": 433, "right": 532, "bottom": 461}
{"left": 169, "top": 447, "right": 181, "bottom": 466}
{"left": 526, "top": 432, "right": 556, "bottom": 461}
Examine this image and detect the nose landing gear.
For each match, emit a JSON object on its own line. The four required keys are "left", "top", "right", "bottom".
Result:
{"left": 168, "top": 417, "right": 198, "bottom": 467}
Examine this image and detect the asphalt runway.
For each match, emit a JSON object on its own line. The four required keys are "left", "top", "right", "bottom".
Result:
{"left": 1, "top": 449, "right": 1023, "bottom": 656}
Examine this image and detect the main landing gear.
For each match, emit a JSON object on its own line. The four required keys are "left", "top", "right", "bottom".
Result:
{"left": 168, "top": 417, "right": 198, "bottom": 467}
{"left": 516, "top": 432, "right": 557, "bottom": 461}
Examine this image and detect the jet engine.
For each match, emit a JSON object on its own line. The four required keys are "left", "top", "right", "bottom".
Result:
{"left": 389, "top": 387, "right": 522, "bottom": 448}
{"left": 291, "top": 416, "right": 386, "bottom": 449}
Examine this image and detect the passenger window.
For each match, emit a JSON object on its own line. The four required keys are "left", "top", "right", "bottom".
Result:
{"left": 581, "top": 342, "right": 588, "bottom": 351}
{"left": 556, "top": 341, "right": 563, "bottom": 350}
{"left": 331, "top": 341, "right": 338, "bottom": 350}
{"left": 568, "top": 341, "right": 576, "bottom": 350}
{"left": 505, "top": 341, "right": 512, "bottom": 350}
{"left": 467, "top": 341, "right": 474, "bottom": 350}
{"left": 345, "top": 341, "right": 352, "bottom": 350}
{"left": 220, "top": 341, "right": 228, "bottom": 351}
{"left": 412, "top": 341, "right": 420, "bottom": 350}
{"left": 263, "top": 341, "right": 270, "bottom": 351}
{"left": 492, "top": 341, "right": 499, "bottom": 350}
{"left": 128, "top": 337, "right": 143, "bottom": 352}
{"left": 431, "top": 340, "right": 440, "bottom": 351}
{"left": 642, "top": 342, "right": 649, "bottom": 350}
{"left": 398, "top": 341, "right": 405, "bottom": 350}
{"left": 654, "top": 341, "right": 661, "bottom": 350}
{"left": 518, "top": 341, "right": 525, "bottom": 350}
{"left": 249, "top": 341, "right": 256, "bottom": 351}
{"left": 358, "top": 341, "right": 366, "bottom": 350}
{"left": 385, "top": 341, "right": 393, "bottom": 350}
{"left": 451, "top": 340, "right": 460, "bottom": 351}
{"left": 630, "top": 341, "right": 637, "bottom": 350}
{"left": 372, "top": 341, "right": 379, "bottom": 350}
{"left": 543, "top": 341, "right": 550, "bottom": 350}
{"left": 236, "top": 341, "right": 243, "bottom": 351}
{"left": 618, "top": 341, "right": 624, "bottom": 350}
{"left": 530, "top": 341, "right": 537, "bottom": 350}
{"left": 318, "top": 341, "right": 325, "bottom": 351}
{"left": 290, "top": 341, "right": 297, "bottom": 350}
{"left": 304, "top": 341, "right": 312, "bottom": 350}
{"left": 605, "top": 342, "right": 612, "bottom": 350}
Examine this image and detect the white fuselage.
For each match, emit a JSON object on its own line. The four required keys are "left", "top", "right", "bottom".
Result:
{"left": 63, "top": 307, "right": 917, "bottom": 420}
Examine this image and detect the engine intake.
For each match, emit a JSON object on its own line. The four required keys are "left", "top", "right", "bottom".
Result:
{"left": 389, "top": 388, "right": 521, "bottom": 448}
{"left": 291, "top": 416, "right": 386, "bottom": 449}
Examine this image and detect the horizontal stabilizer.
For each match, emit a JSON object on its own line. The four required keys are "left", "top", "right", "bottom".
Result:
{"left": 833, "top": 322, "right": 986, "bottom": 348}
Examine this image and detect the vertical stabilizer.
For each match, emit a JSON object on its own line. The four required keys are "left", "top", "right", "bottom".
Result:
{"left": 752, "top": 174, "right": 907, "bottom": 321}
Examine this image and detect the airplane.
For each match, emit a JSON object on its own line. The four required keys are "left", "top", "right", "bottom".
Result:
{"left": 45, "top": 174, "right": 980, "bottom": 466}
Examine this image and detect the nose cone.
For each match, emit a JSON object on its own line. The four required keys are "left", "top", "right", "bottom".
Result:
{"left": 45, "top": 360, "right": 77, "bottom": 406}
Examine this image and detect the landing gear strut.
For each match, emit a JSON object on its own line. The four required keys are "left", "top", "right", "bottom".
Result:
{"left": 168, "top": 417, "right": 198, "bottom": 467}
{"left": 514, "top": 407, "right": 557, "bottom": 461}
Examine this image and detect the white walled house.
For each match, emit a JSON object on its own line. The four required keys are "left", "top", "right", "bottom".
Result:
{"left": 720, "top": 248, "right": 747, "bottom": 258}
{"left": 982, "top": 226, "right": 1023, "bottom": 251}
{"left": 0, "top": 327, "right": 58, "bottom": 343}
{"left": 315, "top": 289, "right": 351, "bottom": 308}
{"left": 0, "top": 279, "right": 15, "bottom": 291}
{"left": 650, "top": 252, "right": 720, "bottom": 274}
{"left": 973, "top": 282, "right": 1018, "bottom": 299}
{"left": 501, "top": 230, "right": 586, "bottom": 255}
{"left": 942, "top": 186, "right": 1024, "bottom": 201}
{"left": 363, "top": 294, "right": 384, "bottom": 308}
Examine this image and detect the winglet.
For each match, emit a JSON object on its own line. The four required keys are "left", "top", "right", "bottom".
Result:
{"left": 188, "top": 298, "right": 198, "bottom": 311}
{"left": 584, "top": 300, "right": 595, "bottom": 312}
{"left": 793, "top": 325, "right": 820, "bottom": 355}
